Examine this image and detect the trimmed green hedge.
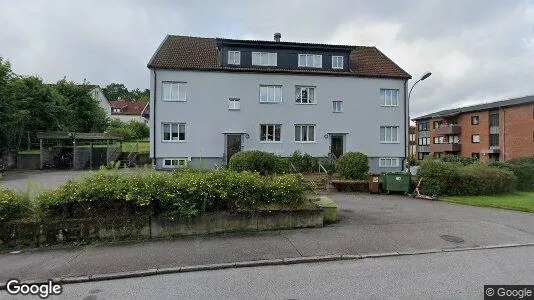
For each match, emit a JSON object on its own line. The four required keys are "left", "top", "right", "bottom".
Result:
{"left": 336, "top": 152, "right": 369, "bottom": 180}
{"left": 419, "top": 160, "right": 516, "bottom": 196}
{"left": 36, "top": 170, "right": 307, "bottom": 219}
{"left": 490, "top": 157, "right": 534, "bottom": 191}
{"left": 331, "top": 180, "right": 369, "bottom": 192}
{"left": 228, "top": 151, "right": 278, "bottom": 175}
{"left": 0, "top": 187, "right": 32, "bottom": 222}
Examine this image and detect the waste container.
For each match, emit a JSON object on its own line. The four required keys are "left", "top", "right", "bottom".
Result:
{"left": 382, "top": 172, "right": 411, "bottom": 194}
{"left": 368, "top": 173, "right": 380, "bottom": 194}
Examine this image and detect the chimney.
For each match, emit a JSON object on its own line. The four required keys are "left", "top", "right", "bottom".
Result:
{"left": 274, "top": 32, "right": 281, "bottom": 42}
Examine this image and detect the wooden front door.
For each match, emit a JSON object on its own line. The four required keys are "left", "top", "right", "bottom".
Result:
{"left": 226, "top": 134, "right": 242, "bottom": 165}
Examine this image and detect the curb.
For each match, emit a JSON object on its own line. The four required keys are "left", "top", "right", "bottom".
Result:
{"left": 1, "top": 243, "right": 533, "bottom": 290}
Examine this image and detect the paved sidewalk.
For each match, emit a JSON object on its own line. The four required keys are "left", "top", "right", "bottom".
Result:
{"left": 1, "top": 193, "right": 534, "bottom": 283}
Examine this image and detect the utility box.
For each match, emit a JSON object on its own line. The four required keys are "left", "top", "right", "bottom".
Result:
{"left": 382, "top": 172, "right": 411, "bottom": 194}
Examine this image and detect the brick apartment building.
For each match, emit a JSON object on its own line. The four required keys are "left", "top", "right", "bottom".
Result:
{"left": 409, "top": 126, "right": 417, "bottom": 159}
{"left": 413, "top": 95, "right": 534, "bottom": 162}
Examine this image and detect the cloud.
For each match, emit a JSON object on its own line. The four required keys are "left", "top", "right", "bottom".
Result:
{"left": 0, "top": 0, "right": 532, "bottom": 117}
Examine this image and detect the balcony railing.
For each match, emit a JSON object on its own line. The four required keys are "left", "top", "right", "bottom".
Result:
{"left": 435, "top": 124, "right": 461, "bottom": 135}
{"left": 432, "top": 143, "right": 461, "bottom": 152}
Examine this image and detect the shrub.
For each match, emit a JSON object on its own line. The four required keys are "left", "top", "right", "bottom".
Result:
{"left": 318, "top": 157, "right": 335, "bottom": 174}
{"left": 37, "top": 170, "right": 306, "bottom": 220}
{"left": 108, "top": 119, "right": 149, "bottom": 142}
{"left": 288, "top": 151, "right": 319, "bottom": 173}
{"left": 274, "top": 157, "right": 294, "bottom": 174}
{"left": 331, "top": 180, "right": 369, "bottom": 192}
{"left": 228, "top": 151, "right": 278, "bottom": 175}
{"left": 439, "top": 155, "right": 478, "bottom": 165}
{"left": 491, "top": 158, "right": 534, "bottom": 191}
{"left": 419, "top": 160, "right": 516, "bottom": 196}
{"left": 0, "top": 187, "right": 33, "bottom": 222}
{"left": 336, "top": 152, "right": 369, "bottom": 180}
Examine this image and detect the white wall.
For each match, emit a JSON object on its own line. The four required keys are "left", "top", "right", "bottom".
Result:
{"left": 150, "top": 70, "right": 407, "bottom": 167}
{"left": 90, "top": 87, "right": 111, "bottom": 117}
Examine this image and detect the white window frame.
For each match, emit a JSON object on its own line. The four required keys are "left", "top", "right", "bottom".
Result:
{"left": 260, "top": 124, "right": 281, "bottom": 142}
{"left": 228, "top": 51, "right": 241, "bottom": 65}
{"left": 228, "top": 98, "right": 240, "bottom": 110}
{"left": 295, "top": 86, "right": 316, "bottom": 104}
{"left": 162, "top": 82, "right": 187, "bottom": 102}
{"left": 252, "top": 52, "right": 277, "bottom": 66}
{"left": 332, "top": 56, "right": 343, "bottom": 69}
{"left": 259, "top": 85, "right": 282, "bottom": 103}
{"left": 472, "top": 134, "right": 480, "bottom": 143}
{"left": 380, "top": 126, "right": 399, "bottom": 143}
{"left": 294, "top": 124, "right": 316, "bottom": 142}
{"left": 380, "top": 89, "right": 399, "bottom": 106}
{"left": 163, "top": 158, "right": 188, "bottom": 169}
{"left": 112, "top": 108, "right": 121, "bottom": 113}
{"left": 379, "top": 158, "right": 400, "bottom": 168}
{"left": 298, "top": 54, "right": 322, "bottom": 68}
{"left": 333, "top": 101, "right": 343, "bottom": 113}
{"left": 162, "top": 122, "right": 186, "bottom": 142}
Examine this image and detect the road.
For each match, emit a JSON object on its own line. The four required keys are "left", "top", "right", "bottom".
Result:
{"left": 3, "top": 246, "right": 532, "bottom": 300}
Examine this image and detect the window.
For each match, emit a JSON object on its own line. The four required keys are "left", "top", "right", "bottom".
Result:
{"left": 163, "top": 158, "right": 188, "bottom": 169}
{"left": 433, "top": 121, "right": 443, "bottom": 129}
{"left": 489, "top": 112, "right": 500, "bottom": 126}
{"left": 471, "top": 153, "right": 480, "bottom": 160}
{"left": 112, "top": 108, "right": 121, "bottom": 113}
{"left": 418, "top": 152, "right": 429, "bottom": 160}
{"left": 379, "top": 158, "right": 399, "bottom": 168}
{"left": 433, "top": 136, "right": 444, "bottom": 144}
{"left": 252, "top": 52, "right": 277, "bottom": 66}
{"left": 332, "top": 56, "right": 343, "bottom": 69}
{"left": 298, "top": 54, "right": 322, "bottom": 68}
{"left": 228, "top": 51, "right": 241, "bottom": 65}
{"left": 409, "top": 134, "right": 416, "bottom": 142}
{"left": 333, "top": 101, "right": 343, "bottom": 113}
{"left": 162, "top": 82, "right": 186, "bottom": 101}
{"left": 472, "top": 134, "right": 480, "bottom": 143}
{"left": 418, "top": 121, "right": 429, "bottom": 131}
{"left": 418, "top": 137, "right": 430, "bottom": 146}
{"left": 259, "top": 85, "right": 282, "bottom": 103}
{"left": 380, "top": 89, "right": 399, "bottom": 106}
{"left": 295, "top": 125, "right": 315, "bottom": 142}
{"left": 489, "top": 134, "right": 499, "bottom": 146}
{"left": 162, "top": 123, "right": 186, "bottom": 142}
{"left": 260, "top": 124, "right": 281, "bottom": 142}
{"left": 448, "top": 135, "right": 459, "bottom": 144}
{"left": 295, "top": 86, "right": 315, "bottom": 104}
{"left": 380, "top": 126, "right": 399, "bottom": 143}
{"left": 228, "top": 98, "right": 240, "bottom": 110}
{"left": 471, "top": 116, "right": 480, "bottom": 125}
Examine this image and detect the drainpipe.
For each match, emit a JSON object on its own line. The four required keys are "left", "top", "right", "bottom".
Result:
{"left": 403, "top": 79, "right": 408, "bottom": 171}
{"left": 502, "top": 108, "right": 506, "bottom": 161}
{"left": 152, "top": 69, "right": 157, "bottom": 167}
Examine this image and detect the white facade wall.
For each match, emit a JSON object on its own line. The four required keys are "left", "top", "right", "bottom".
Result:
{"left": 150, "top": 70, "right": 408, "bottom": 171}
{"left": 90, "top": 87, "right": 111, "bottom": 118}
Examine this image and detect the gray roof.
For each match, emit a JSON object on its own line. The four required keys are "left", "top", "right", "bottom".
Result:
{"left": 413, "top": 95, "right": 534, "bottom": 120}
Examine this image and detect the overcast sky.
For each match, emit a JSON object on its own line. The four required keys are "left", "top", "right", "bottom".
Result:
{"left": 1, "top": 0, "right": 533, "bottom": 117}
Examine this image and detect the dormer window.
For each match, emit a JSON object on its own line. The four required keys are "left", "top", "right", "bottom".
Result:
{"left": 332, "top": 56, "right": 343, "bottom": 69}
{"left": 252, "top": 52, "right": 277, "bottom": 66}
{"left": 298, "top": 54, "right": 322, "bottom": 68}
{"left": 228, "top": 51, "right": 240, "bottom": 65}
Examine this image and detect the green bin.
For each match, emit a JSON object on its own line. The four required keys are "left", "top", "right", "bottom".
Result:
{"left": 382, "top": 172, "right": 411, "bottom": 194}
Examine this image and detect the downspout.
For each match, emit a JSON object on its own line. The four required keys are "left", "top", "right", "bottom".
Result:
{"left": 403, "top": 79, "right": 408, "bottom": 171}
{"left": 152, "top": 69, "right": 157, "bottom": 167}
{"left": 502, "top": 108, "right": 506, "bottom": 161}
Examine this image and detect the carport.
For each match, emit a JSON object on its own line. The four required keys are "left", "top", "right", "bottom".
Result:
{"left": 37, "top": 132, "right": 123, "bottom": 170}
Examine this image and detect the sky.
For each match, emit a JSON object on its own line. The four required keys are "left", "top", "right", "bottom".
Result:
{"left": 1, "top": 0, "right": 533, "bottom": 117}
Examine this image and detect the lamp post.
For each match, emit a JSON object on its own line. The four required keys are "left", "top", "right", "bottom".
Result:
{"left": 407, "top": 72, "right": 432, "bottom": 172}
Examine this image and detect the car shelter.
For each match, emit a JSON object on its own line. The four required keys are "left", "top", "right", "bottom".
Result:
{"left": 37, "top": 132, "right": 123, "bottom": 170}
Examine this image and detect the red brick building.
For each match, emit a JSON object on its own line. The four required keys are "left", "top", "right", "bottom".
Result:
{"left": 413, "top": 95, "right": 534, "bottom": 162}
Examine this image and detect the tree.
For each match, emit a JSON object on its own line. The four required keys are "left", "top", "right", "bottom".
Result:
{"left": 0, "top": 57, "right": 13, "bottom": 151}
{"left": 102, "top": 83, "right": 130, "bottom": 101}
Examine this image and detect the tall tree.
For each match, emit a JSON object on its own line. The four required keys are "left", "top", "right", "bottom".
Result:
{"left": 0, "top": 57, "right": 13, "bottom": 150}
{"left": 102, "top": 83, "right": 130, "bottom": 101}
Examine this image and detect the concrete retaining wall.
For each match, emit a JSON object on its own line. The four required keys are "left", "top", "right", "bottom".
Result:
{"left": 16, "top": 154, "right": 41, "bottom": 169}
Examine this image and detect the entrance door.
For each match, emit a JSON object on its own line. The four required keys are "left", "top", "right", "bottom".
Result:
{"left": 226, "top": 134, "right": 242, "bottom": 165}
{"left": 330, "top": 135, "right": 344, "bottom": 159}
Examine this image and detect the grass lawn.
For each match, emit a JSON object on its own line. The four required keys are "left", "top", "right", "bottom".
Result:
{"left": 442, "top": 192, "right": 534, "bottom": 213}
{"left": 122, "top": 141, "right": 149, "bottom": 153}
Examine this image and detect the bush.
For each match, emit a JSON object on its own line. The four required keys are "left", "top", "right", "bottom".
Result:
{"left": 331, "top": 180, "right": 369, "bottom": 192}
{"left": 318, "top": 157, "right": 336, "bottom": 174}
{"left": 0, "top": 187, "right": 33, "bottom": 222}
{"left": 439, "top": 154, "right": 478, "bottom": 165}
{"left": 108, "top": 119, "right": 149, "bottom": 142}
{"left": 491, "top": 158, "right": 534, "bottom": 191}
{"left": 274, "top": 157, "right": 293, "bottom": 174}
{"left": 419, "top": 160, "right": 516, "bottom": 196}
{"left": 228, "top": 151, "right": 278, "bottom": 175}
{"left": 37, "top": 170, "right": 306, "bottom": 219}
{"left": 288, "top": 151, "right": 319, "bottom": 173}
{"left": 336, "top": 152, "right": 369, "bottom": 180}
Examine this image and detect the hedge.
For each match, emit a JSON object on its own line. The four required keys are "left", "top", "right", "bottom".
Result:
{"left": 490, "top": 158, "right": 534, "bottom": 191}
{"left": 0, "top": 187, "right": 33, "bottom": 222}
{"left": 419, "top": 160, "right": 516, "bottom": 196}
{"left": 228, "top": 151, "right": 278, "bottom": 175}
{"left": 336, "top": 152, "right": 369, "bottom": 180}
{"left": 331, "top": 180, "right": 369, "bottom": 192}
{"left": 36, "top": 170, "right": 307, "bottom": 219}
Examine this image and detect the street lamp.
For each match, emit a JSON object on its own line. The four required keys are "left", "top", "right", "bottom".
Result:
{"left": 407, "top": 72, "right": 432, "bottom": 172}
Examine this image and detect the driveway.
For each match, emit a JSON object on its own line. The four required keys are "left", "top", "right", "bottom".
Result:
{"left": 0, "top": 191, "right": 533, "bottom": 283}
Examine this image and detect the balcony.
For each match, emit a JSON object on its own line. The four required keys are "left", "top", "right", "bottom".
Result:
{"left": 433, "top": 143, "right": 461, "bottom": 152}
{"left": 435, "top": 125, "right": 461, "bottom": 135}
